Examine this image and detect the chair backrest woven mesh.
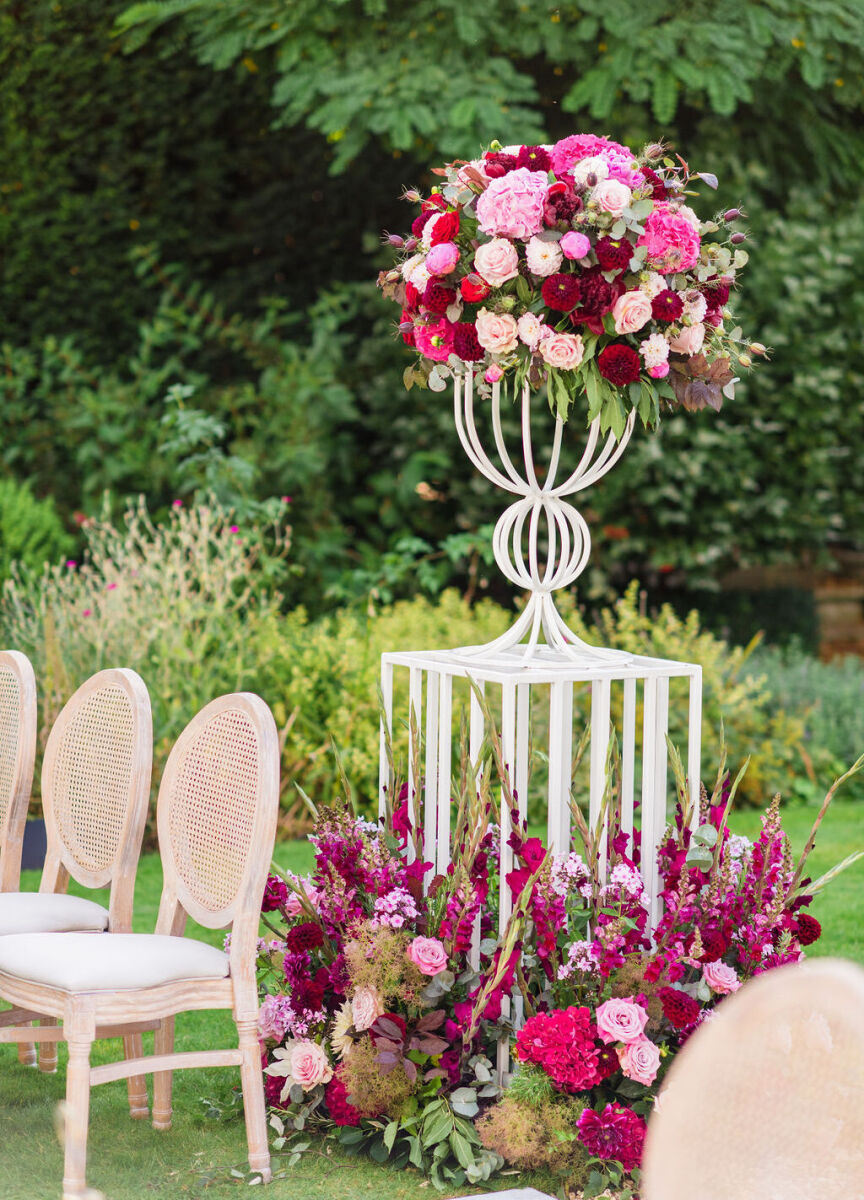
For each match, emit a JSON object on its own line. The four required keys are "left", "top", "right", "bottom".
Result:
{"left": 0, "top": 663, "right": 22, "bottom": 840}
{"left": 46, "top": 675, "right": 144, "bottom": 880}
{"left": 0, "top": 651, "right": 36, "bottom": 885}
{"left": 161, "top": 700, "right": 267, "bottom": 924}
{"left": 642, "top": 958, "right": 864, "bottom": 1200}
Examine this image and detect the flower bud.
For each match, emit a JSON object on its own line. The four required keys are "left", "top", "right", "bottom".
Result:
{"left": 586, "top": 172, "right": 598, "bottom": 188}
{"left": 403, "top": 237, "right": 418, "bottom": 252}
{"left": 403, "top": 189, "right": 421, "bottom": 204}
{"left": 387, "top": 233, "right": 404, "bottom": 247}
{"left": 645, "top": 143, "right": 665, "bottom": 160}
{"left": 398, "top": 321, "right": 414, "bottom": 334}
{"left": 737, "top": 353, "right": 752, "bottom": 368}
{"left": 749, "top": 342, "right": 768, "bottom": 356}
{"left": 730, "top": 231, "right": 747, "bottom": 245}
{"left": 723, "top": 208, "right": 742, "bottom": 221}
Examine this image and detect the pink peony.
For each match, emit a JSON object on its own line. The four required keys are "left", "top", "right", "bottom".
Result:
{"left": 425, "top": 241, "right": 460, "bottom": 276}
{"left": 525, "top": 235, "right": 563, "bottom": 276}
{"left": 702, "top": 960, "right": 741, "bottom": 994}
{"left": 475, "top": 168, "right": 549, "bottom": 240}
{"left": 637, "top": 202, "right": 702, "bottom": 273}
{"left": 560, "top": 231, "right": 591, "bottom": 260}
{"left": 475, "top": 308, "right": 519, "bottom": 354}
{"left": 539, "top": 331, "right": 584, "bottom": 370}
{"left": 351, "top": 986, "right": 385, "bottom": 1032}
{"left": 406, "top": 936, "right": 448, "bottom": 976}
{"left": 617, "top": 1036, "right": 661, "bottom": 1085}
{"left": 516, "top": 311, "right": 548, "bottom": 349}
{"left": 474, "top": 238, "right": 520, "bottom": 287}
{"left": 612, "top": 290, "right": 652, "bottom": 335}
{"left": 596, "top": 997, "right": 650, "bottom": 1045}
{"left": 669, "top": 322, "right": 705, "bottom": 356}
{"left": 414, "top": 317, "right": 455, "bottom": 362}
{"left": 592, "top": 178, "right": 632, "bottom": 216}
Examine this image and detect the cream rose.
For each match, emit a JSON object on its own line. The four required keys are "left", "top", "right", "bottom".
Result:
{"left": 539, "top": 332, "right": 584, "bottom": 370}
{"left": 351, "top": 986, "right": 385, "bottom": 1032}
{"left": 669, "top": 322, "right": 705, "bottom": 355}
{"left": 474, "top": 238, "right": 519, "bottom": 287}
{"left": 475, "top": 308, "right": 519, "bottom": 354}
{"left": 618, "top": 1036, "right": 661, "bottom": 1086}
{"left": 612, "top": 290, "right": 652, "bottom": 335}
{"left": 592, "top": 178, "right": 632, "bottom": 215}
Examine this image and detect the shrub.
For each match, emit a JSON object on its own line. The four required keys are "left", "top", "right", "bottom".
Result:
{"left": 0, "top": 478, "right": 73, "bottom": 582}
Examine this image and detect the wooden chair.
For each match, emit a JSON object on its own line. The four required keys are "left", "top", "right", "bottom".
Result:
{"left": 0, "top": 650, "right": 38, "bottom": 894}
{"left": 642, "top": 957, "right": 864, "bottom": 1200}
{"left": 0, "top": 667, "right": 152, "bottom": 1087}
{"left": 0, "top": 692, "right": 279, "bottom": 1199}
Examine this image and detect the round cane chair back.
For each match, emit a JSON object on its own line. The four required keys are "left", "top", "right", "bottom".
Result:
{"left": 41, "top": 668, "right": 152, "bottom": 892}
{"left": 642, "top": 958, "right": 864, "bottom": 1200}
{"left": 156, "top": 693, "right": 279, "bottom": 933}
{"left": 0, "top": 651, "right": 37, "bottom": 891}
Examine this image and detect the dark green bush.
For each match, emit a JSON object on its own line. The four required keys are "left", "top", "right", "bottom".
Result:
{"left": 0, "top": 478, "right": 73, "bottom": 581}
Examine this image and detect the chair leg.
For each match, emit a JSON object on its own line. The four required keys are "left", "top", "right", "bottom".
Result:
{"left": 152, "top": 1017, "right": 174, "bottom": 1131}
{"left": 62, "top": 1022, "right": 94, "bottom": 1200}
{"left": 39, "top": 1016, "right": 59, "bottom": 1073}
{"left": 123, "top": 1033, "right": 149, "bottom": 1119}
{"left": 237, "top": 1019, "right": 272, "bottom": 1183}
{"left": 17, "top": 1023, "right": 36, "bottom": 1067}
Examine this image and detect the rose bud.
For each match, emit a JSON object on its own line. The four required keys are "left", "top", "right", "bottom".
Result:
{"left": 460, "top": 274, "right": 491, "bottom": 302}
{"left": 723, "top": 208, "right": 744, "bottom": 221}
{"left": 730, "top": 231, "right": 747, "bottom": 245}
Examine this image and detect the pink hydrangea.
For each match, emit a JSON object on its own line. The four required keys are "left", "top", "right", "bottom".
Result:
{"left": 637, "top": 202, "right": 702, "bottom": 273}
{"left": 551, "top": 135, "right": 644, "bottom": 188}
{"left": 475, "top": 168, "right": 549, "bottom": 240}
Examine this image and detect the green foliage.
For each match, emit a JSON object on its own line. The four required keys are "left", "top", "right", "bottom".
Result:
{"left": 0, "top": 478, "right": 73, "bottom": 582}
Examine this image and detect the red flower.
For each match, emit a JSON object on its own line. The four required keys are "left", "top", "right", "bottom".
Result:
{"left": 483, "top": 151, "right": 518, "bottom": 178}
{"left": 542, "top": 272, "right": 582, "bottom": 312}
{"left": 423, "top": 280, "right": 456, "bottom": 315}
{"left": 411, "top": 211, "right": 433, "bottom": 237}
{"left": 326, "top": 1067, "right": 362, "bottom": 1126}
{"left": 544, "top": 182, "right": 582, "bottom": 226}
{"left": 701, "top": 275, "right": 730, "bottom": 313}
{"left": 284, "top": 922, "right": 324, "bottom": 954}
{"left": 597, "top": 343, "right": 641, "bottom": 387}
{"left": 697, "top": 926, "right": 731, "bottom": 963}
{"left": 577, "top": 1102, "right": 647, "bottom": 1173}
{"left": 453, "top": 322, "right": 484, "bottom": 362}
{"left": 642, "top": 167, "right": 669, "bottom": 201}
{"left": 594, "top": 237, "right": 632, "bottom": 272}
{"left": 796, "top": 913, "right": 822, "bottom": 946}
{"left": 404, "top": 281, "right": 421, "bottom": 311}
{"left": 515, "top": 1006, "right": 603, "bottom": 1093}
{"left": 421, "top": 193, "right": 448, "bottom": 212}
{"left": 596, "top": 1043, "right": 619, "bottom": 1080}
{"left": 430, "top": 210, "right": 460, "bottom": 245}
{"left": 658, "top": 985, "right": 701, "bottom": 1030}
{"left": 460, "top": 273, "right": 491, "bottom": 303}
{"left": 651, "top": 289, "right": 684, "bottom": 322}
{"left": 516, "top": 145, "right": 551, "bottom": 172}
{"left": 261, "top": 874, "right": 288, "bottom": 913}
{"left": 570, "top": 265, "right": 624, "bottom": 335}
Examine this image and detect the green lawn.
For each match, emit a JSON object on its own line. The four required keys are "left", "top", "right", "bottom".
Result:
{"left": 0, "top": 801, "right": 861, "bottom": 1199}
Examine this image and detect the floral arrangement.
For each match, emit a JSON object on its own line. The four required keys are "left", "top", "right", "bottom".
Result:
{"left": 256, "top": 720, "right": 859, "bottom": 1195}
{"left": 378, "top": 134, "right": 766, "bottom": 435}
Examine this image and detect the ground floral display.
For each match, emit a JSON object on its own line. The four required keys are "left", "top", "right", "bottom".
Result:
{"left": 379, "top": 132, "right": 765, "bottom": 435}
{"left": 254, "top": 718, "right": 861, "bottom": 1197}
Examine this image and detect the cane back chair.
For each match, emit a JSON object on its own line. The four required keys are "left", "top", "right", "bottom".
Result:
{"left": 0, "top": 650, "right": 38, "bottom": 893}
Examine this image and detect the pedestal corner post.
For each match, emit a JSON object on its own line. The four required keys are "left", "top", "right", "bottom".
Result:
{"left": 377, "top": 657, "right": 394, "bottom": 822}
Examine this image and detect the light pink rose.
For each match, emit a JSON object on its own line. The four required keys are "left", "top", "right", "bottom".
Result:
{"left": 485, "top": 364, "right": 504, "bottom": 383}
{"left": 702, "top": 960, "right": 741, "bottom": 994}
{"left": 618, "top": 1036, "right": 661, "bottom": 1086}
{"left": 475, "top": 308, "right": 519, "bottom": 354}
{"left": 289, "top": 1040, "right": 333, "bottom": 1091}
{"left": 425, "top": 241, "right": 460, "bottom": 276}
{"left": 351, "top": 986, "right": 384, "bottom": 1032}
{"left": 612, "top": 290, "right": 652, "bottom": 335}
{"left": 596, "top": 997, "right": 650, "bottom": 1045}
{"left": 406, "top": 936, "right": 448, "bottom": 976}
{"left": 475, "top": 168, "right": 549, "bottom": 239}
{"left": 539, "top": 332, "right": 584, "bottom": 370}
{"left": 474, "top": 238, "right": 519, "bottom": 287}
{"left": 669, "top": 322, "right": 705, "bottom": 356}
{"left": 517, "top": 311, "right": 546, "bottom": 349}
{"left": 560, "top": 231, "right": 591, "bottom": 260}
{"left": 525, "top": 236, "right": 563, "bottom": 277}
{"left": 592, "top": 178, "right": 632, "bottom": 215}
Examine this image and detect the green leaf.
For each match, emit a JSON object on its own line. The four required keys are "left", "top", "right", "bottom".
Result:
{"left": 515, "top": 274, "right": 531, "bottom": 304}
{"left": 449, "top": 1129, "right": 476, "bottom": 1170}
{"left": 383, "top": 1120, "right": 399, "bottom": 1152}
{"left": 693, "top": 823, "right": 719, "bottom": 848}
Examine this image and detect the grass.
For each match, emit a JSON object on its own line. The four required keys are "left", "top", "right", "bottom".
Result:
{"left": 1, "top": 800, "right": 862, "bottom": 1199}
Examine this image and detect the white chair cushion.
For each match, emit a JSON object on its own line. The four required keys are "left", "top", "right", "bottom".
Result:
{"left": 0, "top": 892, "right": 109, "bottom": 936}
{"left": 0, "top": 932, "right": 229, "bottom": 992}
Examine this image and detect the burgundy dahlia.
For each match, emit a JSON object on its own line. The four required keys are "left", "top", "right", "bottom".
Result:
{"left": 544, "top": 184, "right": 582, "bottom": 226}
{"left": 702, "top": 275, "right": 731, "bottom": 313}
{"left": 453, "top": 321, "right": 484, "bottom": 362}
{"left": 571, "top": 265, "right": 624, "bottom": 334}
{"left": 423, "top": 280, "right": 456, "bottom": 315}
{"left": 597, "top": 343, "right": 641, "bottom": 387}
{"left": 577, "top": 1102, "right": 647, "bottom": 1173}
{"left": 326, "top": 1069, "right": 361, "bottom": 1126}
{"left": 283, "top": 922, "right": 325, "bottom": 954}
{"left": 698, "top": 926, "right": 731, "bottom": 963}
{"left": 261, "top": 874, "right": 289, "bottom": 913}
{"left": 796, "top": 913, "right": 822, "bottom": 946}
{"left": 542, "top": 272, "right": 582, "bottom": 312}
{"left": 516, "top": 144, "right": 552, "bottom": 172}
{"left": 651, "top": 289, "right": 684, "bottom": 322}
{"left": 595, "top": 237, "right": 632, "bottom": 272}
{"left": 658, "top": 985, "right": 701, "bottom": 1030}
{"left": 642, "top": 167, "right": 669, "bottom": 201}
{"left": 411, "top": 210, "right": 433, "bottom": 238}
{"left": 483, "top": 151, "right": 518, "bottom": 178}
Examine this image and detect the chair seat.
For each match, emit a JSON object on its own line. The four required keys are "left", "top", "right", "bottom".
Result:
{"left": 0, "top": 932, "right": 230, "bottom": 992}
{"left": 0, "top": 892, "right": 109, "bottom": 936}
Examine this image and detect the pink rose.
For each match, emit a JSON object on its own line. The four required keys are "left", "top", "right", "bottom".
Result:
{"left": 476, "top": 167, "right": 549, "bottom": 239}
{"left": 702, "top": 960, "right": 740, "bottom": 994}
{"left": 425, "top": 241, "right": 460, "bottom": 276}
{"left": 516, "top": 311, "right": 547, "bottom": 349}
{"left": 596, "top": 997, "right": 650, "bottom": 1045}
{"left": 592, "top": 178, "right": 632, "bottom": 216}
{"left": 289, "top": 1040, "right": 333, "bottom": 1091}
{"left": 618, "top": 1036, "right": 661, "bottom": 1086}
{"left": 475, "top": 308, "right": 519, "bottom": 354}
{"left": 560, "top": 231, "right": 591, "bottom": 260}
{"left": 474, "top": 238, "right": 519, "bottom": 287}
{"left": 637, "top": 202, "right": 702, "bottom": 273}
{"left": 406, "top": 936, "right": 448, "bottom": 976}
{"left": 612, "top": 290, "right": 652, "bottom": 335}
{"left": 525, "top": 235, "right": 563, "bottom": 277}
{"left": 284, "top": 877, "right": 320, "bottom": 917}
{"left": 414, "top": 317, "right": 455, "bottom": 362}
{"left": 649, "top": 362, "right": 670, "bottom": 379}
{"left": 539, "top": 332, "right": 584, "bottom": 370}
{"left": 351, "top": 986, "right": 385, "bottom": 1032}
{"left": 669, "top": 323, "right": 705, "bottom": 356}
{"left": 485, "top": 364, "right": 504, "bottom": 383}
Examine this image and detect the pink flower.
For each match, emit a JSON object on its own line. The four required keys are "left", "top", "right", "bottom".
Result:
{"left": 65, "top": 560, "right": 77, "bottom": 569}
{"left": 229, "top": 524, "right": 239, "bottom": 533}
{"left": 475, "top": 308, "right": 519, "bottom": 354}
{"left": 669, "top": 323, "right": 705, "bottom": 356}
{"left": 414, "top": 317, "right": 455, "bottom": 362}
{"left": 281, "top": 495, "right": 292, "bottom": 504}
{"left": 612, "top": 290, "right": 652, "bottom": 335}
{"left": 485, "top": 364, "right": 504, "bottom": 383}
{"left": 172, "top": 499, "right": 183, "bottom": 508}
{"left": 284, "top": 877, "right": 321, "bottom": 917}
{"left": 551, "top": 135, "right": 644, "bottom": 188}
{"left": 106, "top": 582, "right": 118, "bottom": 591}
{"left": 406, "top": 936, "right": 448, "bottom": 976}
{"left": 591, "top": 178, "right": 632, "bottom": 216}
{"left": 596, "top": 997, "right": 650, "bottom": 1045}
{"left": 475, "top": 168, "right": 549, "bottom": 239}
{"left": 351, "top": 986, "right": 385, "bottom": 1032}
{"left": 82, "top": 609, "right": 92, "bottom": 617}
{"left": 637, "top": 202, "right": 702, "bottom": 273}
{"left": 560, "top": 231, "right": 591, "bottom": 260}
{"left": 525, "top": 235, "right": 563, "bottom": 276}
{"left": 425, "top": 241, "right": 460, "bottom": 276}
{"left": 617, "top": 1036, "right": 661, "bottom": 1085}
{"left": 474, "top": 238, "right": 520, "bottom": 287}
{"left": 539, "top": 332, "right": 584, "bottom": 370}
{"left": 289, "top": 1040, "right": 333, "bottom": 1090}
{"left": 702, "top": 960, "right": 741, "bottom": 994}
{"left": 649, "top": 362, "right": 670, "bottom": 379}
{"left": 516, "top": 311, "right": 547, "bottom": 348}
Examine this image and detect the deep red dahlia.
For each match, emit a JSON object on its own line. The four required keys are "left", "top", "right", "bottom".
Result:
{"left": 453, "top": 321, "right": 484, "bottom": 362}
{"left": 516, "top": 145, "right": 552, "bottom": 172}
{"left": 642, "top": 167, "right": 669, "bottom": 201}
{"left": 515, "top": 1006, "right": 602, "bottom": 1093}
{"left": 702, "top": 275, "right": 731, "bottom": 313}
{"left": 544, "top": 184, "right": 582, "bottom": 226}
{"left": 284, "top": 922, "right": 324, "bottom": 954}
{"left": 658, "top": 985, "right": 701, "bottom": 1030}
{"left": 698, "top": 926, "right": 731, "bottom": 963}
{"left": 597, "top": 343, "right": 641, "bottom": 387}
{"left": 596, "top": 1043, "right": 619, "bottom": 1080}
{"left": 577, "top": 1103, "right": 647, "bottom": 1173}
{"left": 595, "top": 237, "right": 632, "bottom": 272}
{"left": 651, "top": 289, "right": 684, "bottom": 322}
{"left": 423, "top": 280, "right": 457, "bottom": 315}
{"left": 796, "top": 913, "right": 822, "bottom": 946}
{"left": 483, "top": 151, "right": 518, "bottom": 178}
{"left": 542, "top": 272, "right": 582, "bottom": 312}
{"left": 430, "top": 210, "right": 460, "bottom": 245}
{"left": 571, "top": 265, "right": 624, "bottom": 334}
{"left": 261, "top": 874, "right": 288, "bottom": 913}
{"left": 326, "top": 1069, "right": 361, "bottom": 1126}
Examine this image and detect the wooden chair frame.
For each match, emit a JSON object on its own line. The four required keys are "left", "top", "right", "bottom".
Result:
{"left": 0, "top": 692, "right": 279, "bottom": 1199}
{"left": 0, "top": 650, "right": 38, "bottom": 893}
